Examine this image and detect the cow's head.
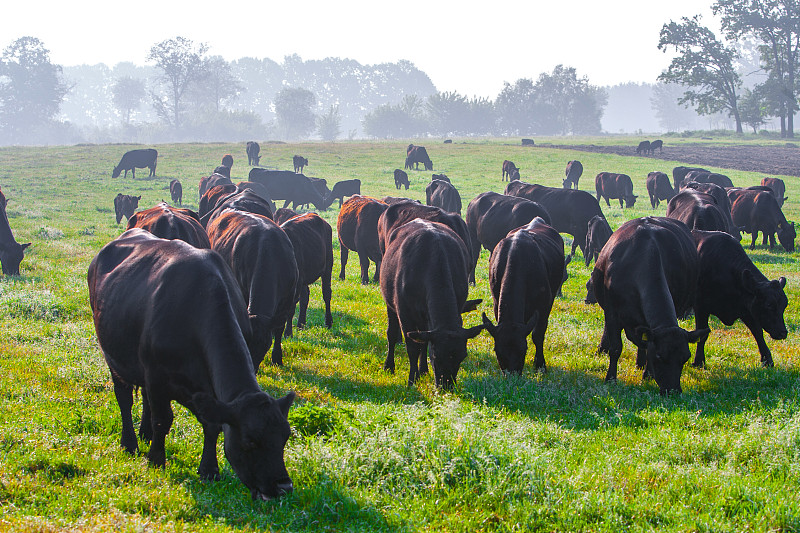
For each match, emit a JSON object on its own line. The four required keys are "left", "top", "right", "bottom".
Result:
{"left": 778, "top": 221, "right": 796, "bottom": 252}
{"left": 193, "top": 390, "right": 295, "bottom": 500}
{"left": 584, "top": 277, "right": 597, "bottom": 304}
{"left": 624, "top": 195, "right": 639, "bottom": 208}
{"left": 424, "top": 160, "right": 433, "bottom": 171}
{"left": 634, "top": 326, "right": 709, "bottom": 394}
{"left": 482, "top": 311, "right": 538, "bottom": 374}
{"left": 114, "top": 195, "right": 141, "bottom": 224}
{"left": 742, "top": 270, "right": 788, "bottom": 341}
{"left": 112, "top": 166, "right": 122, "bottom": 179}
{"left": 0, "top": 241, "right": 30, "bottom": 276}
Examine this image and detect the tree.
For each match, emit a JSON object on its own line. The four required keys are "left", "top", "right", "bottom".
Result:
{"left": 714, "top": 0, "right": 800, "bottom": 137}
{"left": 190, "top": 55, "right": 243, "bottom": 113}
{"left": 426, "top": 91, "right": 470, "bottom": 136}
{"left": 658, "top": 16, "right": 743, "bottom": 133}
{"left": 112, "top": 76, "right": 146, "bottom": 125}
{"left": 534, "top": 65, "right": 607, "bottom": 134}
{"left": 495, "top": 78, "right": 538, "bottom": 135}
{"left": 317, "top": 105, "right": 342, "bottom": 141}
{"left": 147, "top": 36, "right": 209, "bottom": 129}
{"left": 274, "top": 87, "right": 316, "bottom": 139}
{"left": 739, "top": 86, "right": 770, "bottom": 132}
{"left": 0, "top": 36, "right": 69, "bottom": 140}
{"left": 651, "top": 82, "right": 702, "bottom": 132}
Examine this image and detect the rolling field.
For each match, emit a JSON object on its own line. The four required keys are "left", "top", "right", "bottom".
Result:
{"left": 0, "top": 138, "right": 799, "bottom": 532}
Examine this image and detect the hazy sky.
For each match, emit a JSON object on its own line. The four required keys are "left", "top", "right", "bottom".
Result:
{"left": 7, "top": 0, "right": 716, "bottom": 98}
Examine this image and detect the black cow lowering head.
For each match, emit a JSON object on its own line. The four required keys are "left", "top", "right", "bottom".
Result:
{"left": 634, "top": 326, "right": 709, "bottom": 394}
{"left": 0, "top": 241, "right": 30, "bottom": 276}
{"left": 744, "top": 270, "right": 788, "bottom": 342}
{"left": 778, "top": 222, "right": 796, "bottom": 252}
{"left": 482, "top": 311, "right": 538, "bottom": 374}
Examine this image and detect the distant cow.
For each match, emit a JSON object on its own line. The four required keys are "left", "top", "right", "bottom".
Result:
{"left": 126, "top": 202, "right": 210, "bottom": 249}
{"left": 646, "top": 171, "right": 675, "bottom": 208}
{"left": 112, "top": 149, "right": 157, "bottom": 179}
{"left": 393, "top": 169, "right": 410, "bottom": 190}
{"left": 114, "top": 193, "right": 141, "bottom": 224}
{"left": 595, "top": 172, "right": 637, "bottom": 208}
{"left": 635, "top": 140, "right": 651, "bottom": 155}
{"left": 405, "top": 145, "right": 433, "bottom": 171}
{"left": 761, "top": 177, "right": 787, "bottom": 207}
{"left": 666, "top": 190, "right": 731, "bottom": 235}
{"left": 221, "top": 154, "right": 233, "bottom": 168}
{"left": 563, "top": 160, "right": 583, "bottom": 189}
{"left": 380, "top": 219, "right": 483, "bottom": 389}
{"left": 685, "top": 170, "right": 734, "bottom": 189}
{"left": 465, "top": 191, "right": 551, "bottom": 254}
{"left": 248, "top": 169, "right": 328, "bottom": 211}
{"left": 729, "top": 189, "right": 796, "bottom": 252}
{"left": 337, "top": 195, "right": 388, "bottom": 284}
{"left": 293, "top": 155, "right": 308, "bottom": 173}
{"left": 651, "top": 139, "right": 664, "bottom": 153}
{"left": 584, "top": 214, "right": 613, "bottom": 267}
{"left": 502, "top": 160, "right": 520, "bottom": 181}
{"left": 483, "top": 217, "right": 568, "bottom": 374}
{"left": 207, "top": 210, "right": 299, "bottom": 368}
{"left": 246, "top": 141, "right": 261, "bottom": 166}
{"left": 169, "top": 179, "right": 182, "bottom": 205}
{"left": 426, "top": 179, "right": 462, "bottom": 215}
{"left": 0, "top": 189, "right": 30, "bottom": 276}
{"left": 326, "top": 179, "right": 361, "bottom": 208}
{"left": 521, "top": 139, "right": 535, "bottom": 146}
{"left": 591, "top": 217, "right": 709, "bottom": 394}
{"left": 87, "top": 228, "right": 295, "bottom": 499}
{"left": 691, "top": 229, "right": 788, "bottom": 369}
{"left": 672, "top": 166, "right": 709, "bottom": 190}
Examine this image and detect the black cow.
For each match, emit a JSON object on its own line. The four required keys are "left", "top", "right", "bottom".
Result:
{"left": 584, "top": 214, "right": 613, "bottom": 267}
{"left": 114, "top": 193, "right": 141, "bottom": 224}
{"left": 235, "top": 181, "right": 277, "bottom": 213}
{"left": 279, "top": 213, "right": 334, "bottom": 336}
{"left": 87, "top": 228, "right": 295, "bottom": 499}
{"left": 126, "top": 202, "right": 210, "bottom": 249}
{"left": 337, "top": 195, "right": 388, "bottom": 284}
{"left": 465, "top": 191, "right": 551, "bottom": 254}
{"left": 112, "top": 148, "right": 157, "bottom": 179}
{"left": 394, "top": 169, "right": 410, "bottom": 190}
{"left": 595, "top": 172, "right": 637, "bottom": 208}
{"left": 248, "top": 169, "right": 328, "bottom": 211}
{"left": 729, "top": 189, "right": 796, "bottom": 251}
{"left": 273, "top": 208, "right": 299, "bottom": 225}
{"left": 651, "top": 139, "right": 664, "bottom": 153}
{"left": 685, "top": 170, "right": 734, "bottom": 189}
{"left": 326, "top": 179, "right": 361, "bottom": 208}
{"left": 405, "top": 145, "right": 433, "bottom": 171}
{"left": 426, "top": 180, "right": 462, "bottom": 215}
{"left": 482, "top": 217, "right": 568, "bottom": 374}
{"left": 431, "top": 173, "right": 450, "bottom": 183}
{"left": 293, "top": 155, "right": 308, "bottom": 173}
{"left": 199, "top": 184, "right": 238, "bottom": 219}
{"left": 635, "top": 140, "right": 651, "bottom": 155}
{"left": 646, "top": 171, "right": 675, "bottom": 208}
{"left": 380, "top": 219, "right": 483, "bottom": 389}
{"left": 672, "top": 166, "right": 709, "bottom": 190}
{"left": 170, "top": 179, "right": 182, "bottom": 206}
{"left": 246, "top": 141, "right": 261, "bottom": 166}
{"left": 213, "top": 165, "right": 231, "bottom": 178}
{"left": 200, "top": 189, "right": 275, "bottom": 228}
{"left": 382, "top": 196, "right": 420, "bottom": 205}
{"left": 207, "top": 210, "right": 298, "bottom": 368}
{"left": 198, "top": 173, "right": 234, "bottom": 201}
{"left": 0, "top": 189, "right": 30, "bottom": 276}
{"left": 505, "top": 180, "right": 605, "bottom": 258}
{"left": 563, "top": 160, "right": 583, "bottom": 189}
{"left": 591, "top": 216, "right": 709, "bottom": 394}
{"left": 681, "top": 181, "right": 740, "bottom": 240}
{"left": 666, "top": 190, "right": 732, "bottom": 235}
{"left": 691, "top": 229, "right": 788, "bottom": 369}
{"left": 221, "top": 154, "right": 234, "bottom": 168}
{"left": 761, "top": 177, "right": 787, "bottom": 207}
{"left": 502, "top": 160, "right": 520, "bottom": 181}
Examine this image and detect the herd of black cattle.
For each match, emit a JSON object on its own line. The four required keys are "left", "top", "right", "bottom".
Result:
{"left": 2, "top": 141, "right": 785, "bottom": 500}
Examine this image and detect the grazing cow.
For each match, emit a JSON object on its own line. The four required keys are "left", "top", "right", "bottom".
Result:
{"left": 666, "top": 190, "right": 732, "bottom": 235}
{"left": 221, "top": 154, "right": 234, "bottom": 169}
{"left": 248, "top": 169, "right": 328, "bottom": 211}
{"left": 505, "top": 180, "right": 605, "bottom": 258}
{"left": 0, "top": 190, "right": 30, "bottom": 276}
{"left": 635, "top": 140, "right": 651, "bottom": 155}
{"left": 246, "top": 141, "right": 261, "bottom": 166}
{"left": 112, "top": 148, "right": 157, "bottom": 179}
{"left": 591, "top": 217, "right": 709, "bottom": 394}
{"left": 405, "top": 145, "right": 433, "bottom": 171}
{"left": 87, "top": 228, "right": 295, "bottom": 499}
{"left": 200, "top": 189, "right": 274, "bottom": 228}
{"left": 563, "top": 160, "right": 583, "bottom": 189}
{"left": 126, "top": 202, "right": 210, "bottom": 248}
{"left": 584, "top": 214, "right": 613, "bottom": 267}
{"left": 682, "top": 181, "right": 740, "bottom": 240}
{"left": 325, "top": 179, "right": 361, "bottom": 208}
{"left": 651, "top": 139, "right": 664, "bottom": 153}
{"left": 213, "top": 165, "right": 231, "bottom": 179}
{"left": 465, "top": 191, "right": 551, "bottom": 254}
{"left": 169, "top": 179, "right": 183, "bottom": 206}
{"left": 394, "top": 169, "right": 410, "bottom": 190}
{"left": 279, "top": 213, "right": 334, "bottom": 336}
{"left": 235, "top": 181, "right": 277, "bottom": 213}
{"left": 729, "top": 189, "right": 796, "bottom": 251}
{"left": 114, "top": 193, "right": 141, "bottom": 224}
{"left": 426, "top": 179, "right": 462, "bottom": 215}
{"left": 292, "top": 155, "right": 308, "bottom": 173}
{"left": 685, "top": 170, "right": 734, "bottom": 189}
{"left": 207, "top": 210, "right": 298, "bottom": 368}
{"left": 595, "top": 172, "right": 637, "bottom": 208}
{"left": 482, "top": 217, "right": 568, "bottom": 374}
{"left": 337, "top": 195, "right": 388, "bottom": 284}
{"left": 431, "top": 173, "right": 450, "bottom": 183}
{"left": 502, "top": 160, "right": 520, "bottom": 181}
{"left": 521, "top": 138, "right": 535, "bottom": 146}
{"left": 672, "top": 166, "right": 709, "bottom": 190}
{"left": 691, "top": 229, "right": 788, "bottom": 368}
{"left": 382, "top": 196, "right": 420, "bottom": 205}
{"left": 198, "top": 173, "right": 234, "bottom": 201}
{"left": 380, "top": 219, "right": 483, "bottom": 389}
{"left": 646, "top": 171, "right": 675, "bottom": 208}
{"left": 761, "top": 177, "right": 787, "bottom": 207}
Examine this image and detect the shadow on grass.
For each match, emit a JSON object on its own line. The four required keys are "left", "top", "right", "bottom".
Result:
{"left": 745, "top": 251, "right": 797, "bottom": 265}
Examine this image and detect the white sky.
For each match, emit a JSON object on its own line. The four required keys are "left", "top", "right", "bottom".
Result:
{"left": 6, "top": 0, "right": 716, "bottom": 98}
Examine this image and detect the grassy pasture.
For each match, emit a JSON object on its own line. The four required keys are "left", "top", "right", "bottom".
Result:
{"left": 0, "top": 138, "right": 799, "bottom": 532}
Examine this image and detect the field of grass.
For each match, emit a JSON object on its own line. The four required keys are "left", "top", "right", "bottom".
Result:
{"left": 0, "top": 138, "right": 799, "bottom": 532}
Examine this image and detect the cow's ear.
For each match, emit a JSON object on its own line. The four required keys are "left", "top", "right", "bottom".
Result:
{"left": 20, "top": 242, "right": 30, "bottom": 251}
{"left": 524, "top": 311, "right": 540, "bottom": 336}
{"left": 191, "top": 392, "right": 237, "bottom": 426}
{"left": 481, "top": 312, "right": 497, "bottom": 337}
{"left": 686, "top": 328, "right": 710, "bottom": 344}
{"left": 462, "top": 299, "right": 482, "bottom": 313}
{"left": 778, "top": 276, "right": 787, "bottom": 289}
{"left": 406, "top": 331, "right": 433, "bottom": 344}
{"left": 634, "top": 326, "right": 652, "bottom": 345}
{"left": 784, "top": 196, "right": 789, "bottom": 202}
{"left": 136, "top": 195, "right": 142, "bottom": 200}
{"left": 462, "top": 323, "right": 485, "bottom": 340}
{"left": 741, "top": 269, "right": 757, "bottom": 294}
{"left": 276, "top": 391, "right": 295, "bottom": 418}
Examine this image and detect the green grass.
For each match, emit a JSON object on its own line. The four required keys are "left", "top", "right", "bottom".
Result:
{"left": 0, "top": 138, "right": 799, "bottom": 532}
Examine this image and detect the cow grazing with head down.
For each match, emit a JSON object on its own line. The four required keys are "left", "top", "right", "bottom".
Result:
{"left": 651, "top": 139, "right": 664, "bottom": 153}
{"left": 666, "top": 190, "right": 733, "bottom": 235}
{"left": 761, "top": 177, "right": 787, "bottom": 207}
{"left": 112, "top": 148, "right": 158, "bottom": 179}
{"left": 591, "top": 216, "right": 709, "bottom": 394}
{"left": 595, "top": 172, "right": 637, "bottom": 208}
{"left": 326, "top": 179, "right": 361, "bottom": 208}
{"left": 685, "top": 170, "right": 734, "bottom": 189}
{"left": 207, "top": 210, "right": 298, "bottom": 368}
{"left": 0, "top": 189, "right": 30, "bottom": 276}
{"left": 635, "top": 141, "right": 651, "bottom": 155}
{"left": 126, "top": 202, "right": 210, "bottom": 249}
{"left": 199, "top": 173, "right": 234, "bottom": 201}
{"left": 382, "top": 196, "right": 420, "bottom": 205}
{"left": 691, "top": 229, "right": 788, "bottom": 369}
{"left": 646, "top": 171, "right": 675, "bottom": 208}
{"left": 405, "top": 145, "right": 433, "bottom": 171}
{"left": 729, "top": 188, "right": 796, "bottom": 251}
{"left": 380, "top": 219, "right": 484, "bottom": 389}
{"left": 584, "top": 214, "right": 613, "bottom": 267}
{"left": 394, "top": 169, "right": 410, "bottom": 190}
{"left": 200, "top": 189, "right": 274, "bottom": 228}
{"left": 563, "top": 160, "right": 583, "bottom": 189}
{"left": 502, "top": 160, "right": 520, "bottom": 181}
{"left": 482, "top": 217, "right": 568, "bottom": 374}
{"left": 114, "top": 193, "right": 141, "bottom": 224}
{"left": 246, "top": 141, "right": 261, "bottom": 166}
{"left": 466, "top": 191, "right": 551, "bottom": 255}
{"left": 170, "top": 179, "right": 183, "bottom": 206}
{"left": 292, "top": 155, "right": 308, "bottom": 173}
{"left": 337, "top": 195, "right": 388, "bottom": 284}
{"left": 426, "top": 179, "right": 462, "bottom": 215}
{"left": 248, "top": 169, "right": 328, "bottom": 211}
{"left": 87, "top": 228, "right": 295, "bottom": 500}
{"left": 672, "top": 166, "right": 709, "bottom": 190}
{"left": 681, "top": 181, "right": 740, "bottom": 240}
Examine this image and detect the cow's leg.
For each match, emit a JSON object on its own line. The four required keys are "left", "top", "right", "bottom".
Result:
{"left": 384, "top": 309, "right": 400, "bottom": 373}
{"left": 111, "top": 373, "right": 138, "bottom": 455}
{"left": 373, "top": 259, "right": 381, "bottom": 283}
{"left": 742, "top": 315, "right": 774, "bottom": 367}
{"left": 283, "top": 200, "right": 291, "bottom": 209}
{"left": 339, "top": 241, "right": 349, "bottom": 280}
{"left": 297, "top": 285, "right": 310, "bottom": 329}
{"left": 197, "top": 423, "right": 221, "bottom": 480}
{"left": 284, "top": 303, "right": 296, "bottom": 338}
{"left": 570, "top": 239, "right": 579, "bottom": 258}
{"left": 532, "top": 325, "right": 546, "bottom": 372}
{"left": 405, "top": 336, "right": 424, "bottom": 386}
{"left": 322, "top": 271, "right": 333, "bottom": 329}
{"left": 132, "top": 168, "right": 136, "bottom": 179}
{"left": 139, "top": 388, "right": 152, "bottom": 442}
{"left": 358, "top": 252, "right": 371, "bottom": 284}
{"left": 692, "top": 310, "right": 711, "bottom": 368}
{"left": 750, "top": 232, "right": 758, "bottom": 249}
{"left": 271, "top": 322, "right": 287, "bottom": 365}
{"left": 145, "top": 384, "right": 174, "bottom": 468}
{"left": 602, "top": 315, "right": 624, "bottom": 383}
{"left": 618, "top": 198, "right": 624, "bottom": 208}
{"left": 419, "top": 342, "right": 429, "bottom": 376}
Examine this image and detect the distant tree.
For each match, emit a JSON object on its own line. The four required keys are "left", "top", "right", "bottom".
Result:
{"left": 362, "top": 96, "right": 428, "bottom": 138}
{"left": 495, "top": 78, "right": 538, "bottom": 135}
{"left": 739, "top": 86, "right": 770, "bottom": 133}
{"left": 657, "top": 16, "right": 743, "bottom": 133}
{"left": 274, "top": 86, "right": 316, "bottom": 139}
{"left": 191, "top": 55, "right": 243, "bottom": 113}
{"left": 147, "top": 36, "right": 209, "bottom": 129}
{"left": 466, "top": 96, "right": 497, "bottom": 136}
{"left": 112, "top": 76, "right": 146, "bottom": 125}
{"left": 426, "top": 91, "right": 470, "bottom": 136}
{"left": 317, "top": 104, "right": 342, "bottom": 141}
{"left": 534, "top": 65, "right": 606, "bottom": 134}
{"left": 651, "top": 82, "right": 701, "bottom": 132}
{"left": 0, "top": 36, "right": 69, "bottom": 139}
